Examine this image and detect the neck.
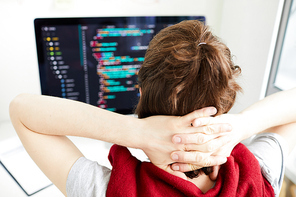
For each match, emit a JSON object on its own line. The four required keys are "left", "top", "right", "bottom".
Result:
{"left": 188, "top": 173, "right": 215, "bottom": 193}
{"left": 156, "top": 165, "right": 220, "bottom": 193}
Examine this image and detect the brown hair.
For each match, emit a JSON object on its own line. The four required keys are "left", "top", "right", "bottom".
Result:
{"left": 135, "top": 20, "right": 242, "bottom": 178}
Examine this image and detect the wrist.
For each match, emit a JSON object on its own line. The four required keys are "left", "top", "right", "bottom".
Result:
{"left": 133, "top": 117, "right": 151, "bottom": 150}
{"left": 124, "top": 115, "right": 144, "bottom": 149}
{"left": 239, "top": 110, "right": 262, "bottom": 140}
{"left": 106, "top": 114, "right": 142, "bottom": 149}
{"left": 133, "top": 116, "right": 161, "bottom": 153}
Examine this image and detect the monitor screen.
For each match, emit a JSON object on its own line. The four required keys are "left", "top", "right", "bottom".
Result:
{"left": 34, "top": 16, "right": 205, "bottom": 114}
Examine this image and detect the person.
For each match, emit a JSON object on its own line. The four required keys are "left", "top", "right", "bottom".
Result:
{"left": 9, "top": 19, "right": 295, "bottom": 197}
{"left": 9, "top": 97, "right": 231, "bottom": 196}
{"left": 104, "top": 20, "right": 291, "bottom": 196}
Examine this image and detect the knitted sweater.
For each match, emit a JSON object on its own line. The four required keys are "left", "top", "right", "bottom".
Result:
{"left": 106, "top": 143, "right": 274, "bottom": 197}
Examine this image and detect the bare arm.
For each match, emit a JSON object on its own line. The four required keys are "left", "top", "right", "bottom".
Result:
{"left": 238, "top": 87, "right": 296, "bottom": 151}
{"left": 9, "top": 93, "right": 230, "bottom": 195}
{"left": 9, "top": 94, "right": 142, "bottom": 195}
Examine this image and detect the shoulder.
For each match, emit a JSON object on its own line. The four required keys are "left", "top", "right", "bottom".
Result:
{"left": 108, "top": 144, "right": 139, "bottom": 168}
{"left": 244, "top": 133, "right": 288, "bottom": 196}
{"left": 66, "top": 157, "right": 111, "bottom": 197}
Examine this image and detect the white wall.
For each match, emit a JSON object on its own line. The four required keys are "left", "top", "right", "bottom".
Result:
{"left": 0, "top": 0, "right": 280, "bottom": 122}
{"left": 219, "top": 0, "right": 281, "bottom": 113}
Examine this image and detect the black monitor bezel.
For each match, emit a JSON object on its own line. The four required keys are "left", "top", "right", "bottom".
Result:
{"left": 34, "top": 16, "right": 206, "bottom": 114}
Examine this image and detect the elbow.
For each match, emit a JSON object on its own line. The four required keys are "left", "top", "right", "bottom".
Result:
{"left": 9, "top": 93, "right": 30, "bottom": 123}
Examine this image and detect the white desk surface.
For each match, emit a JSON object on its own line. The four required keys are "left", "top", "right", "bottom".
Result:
{"left": 1, "top": 121, "right": 296, "bottom": 196}
{"left": 0, "top": 121, "right": 114, "bottom": 197}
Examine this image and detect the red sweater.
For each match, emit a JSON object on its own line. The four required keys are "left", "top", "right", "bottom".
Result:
{"left": 106, "top": 143, "right": 274, "bottom": 197}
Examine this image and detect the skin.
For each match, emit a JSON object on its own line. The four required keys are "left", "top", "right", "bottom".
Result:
{"left": 156, "top": 88, "right": 296, "bottom": 193}
{"left": 9, "top": 94, "right": 231, "bottom": 196}
{"left": 171, "top": 88, "right": 296, "bottom": 173}
{"left": 9, "top": 88, "right": 296, "bottom": 195}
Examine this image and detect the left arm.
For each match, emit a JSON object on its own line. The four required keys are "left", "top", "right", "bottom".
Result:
{"left": 9, "top": 93, "right": 156, "bottom": 195}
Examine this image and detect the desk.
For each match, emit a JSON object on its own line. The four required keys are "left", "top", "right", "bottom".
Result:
{"left": 0, "top": 121, "right": 114, "bottom": 197}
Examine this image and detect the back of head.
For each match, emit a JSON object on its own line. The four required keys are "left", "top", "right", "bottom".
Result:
{"left": 135, "top": 20, "right": 242, "bottom": 178}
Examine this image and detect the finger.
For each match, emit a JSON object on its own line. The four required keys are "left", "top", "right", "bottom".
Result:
{"left": 192, "top": 117, "right": 214, "bottom": 127}
{"left": 193, "top": 115, "right": 229, "bottom": 127}
{"left": 181, "top": 107, "right": 217, "bottom": 126}
{"left": 172, "top": 133, "right": 218, "bottom": 145}
{"left": 171, "top": 156, "right": 227, "bottom": 172}
{"left": 172, "top": 124, "right": 232, "bottom": 144}
{"left": 183, "top": 135, "right": 231, "bottom": 152}
{"left": 199, "top": 124, "right": 232, "bottom": 135}
{"left": 171, "top": 150, "right": 209, "bottom": 163}
{"left": 171, "top": 163, "right": 203, "bottom": 172}
{"left": 171, "top": 143, "right": 229, "bottom": 163}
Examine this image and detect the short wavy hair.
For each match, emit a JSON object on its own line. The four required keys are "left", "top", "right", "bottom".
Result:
{"left": 135, "top": 20, "right": 242, "bottom": 178}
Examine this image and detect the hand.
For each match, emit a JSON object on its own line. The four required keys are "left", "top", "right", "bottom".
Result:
{"left": 138, "top": 107, "right": 233, "bottom": 170}
{"left": 170, "top": 113, "right": 247, "bottom": 172}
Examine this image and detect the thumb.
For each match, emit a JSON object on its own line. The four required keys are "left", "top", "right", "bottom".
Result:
{"left": 192, "top": 114, "right": 228, "bottom": 127}
{"left": 181, "top": 107, "right": 217, "bottom": 126}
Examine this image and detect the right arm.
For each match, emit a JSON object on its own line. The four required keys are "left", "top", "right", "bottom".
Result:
{"left": 172, "top": 88, "right": 296, "bottom": 171}
{"left": 238, "top": 87, "right": 296, "bottom": 151}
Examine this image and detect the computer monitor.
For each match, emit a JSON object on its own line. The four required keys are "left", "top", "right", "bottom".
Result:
{"left": 265, "top": 0, "right": 296, "bottom": 96}
{"left": 34, "top": 16, "right": 205, "bottom": 114}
